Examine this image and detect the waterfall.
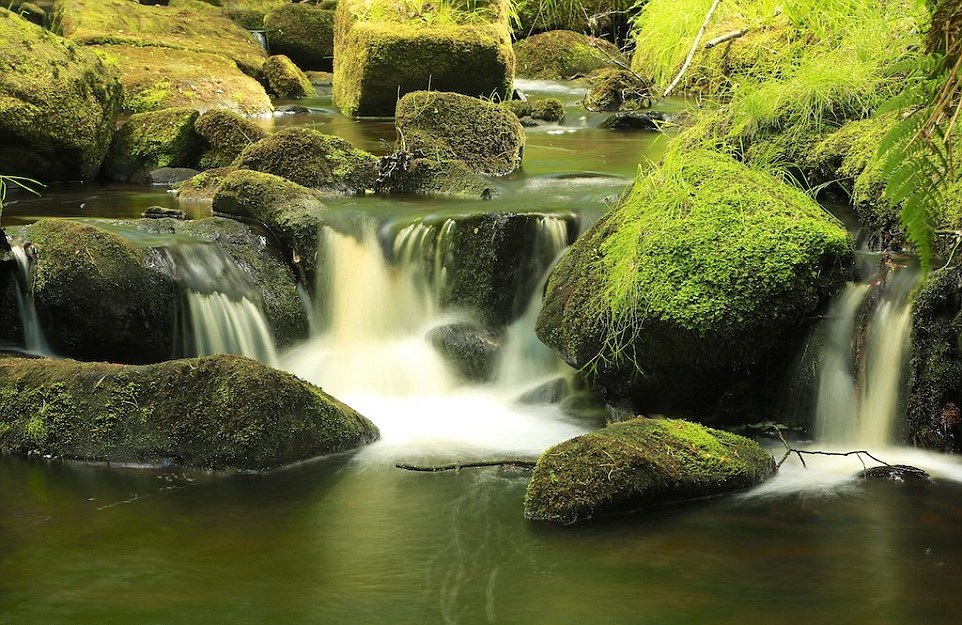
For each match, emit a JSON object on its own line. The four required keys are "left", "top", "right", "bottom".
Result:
{"left": 812, "top": 262, "right": 920, "bottom": 447}
{"left": 165, "top": 243, "right": 279, "bottom": 366}
{"left": 9, "top": 244, "right": 50, "bottom": 355}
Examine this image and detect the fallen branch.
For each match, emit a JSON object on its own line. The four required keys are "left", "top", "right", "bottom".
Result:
{"left": 395, "top": 460, "right": 536, "bottom": 472}
{"left": 704, "top": 28, "right": 749, "bottom": 49}
{"left": 663, "top": 0, "right": 722, "bottom": 97}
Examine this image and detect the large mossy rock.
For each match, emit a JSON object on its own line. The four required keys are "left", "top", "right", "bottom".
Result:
{"left": 523, "top": 417, "right": 775, "bottom": 524}
{"left": 212, "top": 169, "right": 327, "bottom": 282}
{"left": 194, "top": 109, "right": 267, "bottom": 170}
{"left": 0, "top": 8, "right": 122, "bottom": 182}
{"left": 513, "top": 30, "right": 625, "bottom": 80}
{"left": 395, "top": 91, "right": 525, "bottom": 176}
{"left": 263, "top": 54, "right": 316, "bottom": 99}
{"left": 376, "top": 157, "right": 491, "bottom": 198}
{"left": 537, "top": 149, "right": 853, "bottom": 415}
{"left": 333, "top": 0, "right": 515, "bottom": 117}
{"left": 103, "top": 107, "right": 202, "bottom": 182}
{"left": 0, "top": 355, "right": 379, "bottom": 471}
{"left": 219, "top": 0, "right": 290, "bottom": 29}
{"left": 234, "top": 127, "right": 378, "bottom": 193}
{"left": 56, "top": 0, "right": 267, "bottom": 75}
{"left": 513, "top": 0, "right": 635, "bottom": 36}
{"left": 265, "top": 2, "right": 336, "bottom": 71}
{"left": 20, "top": 218, "right": 179, "bottom": 364}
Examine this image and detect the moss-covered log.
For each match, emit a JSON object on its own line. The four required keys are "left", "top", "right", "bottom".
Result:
{"left": 524, "top": 417, "right": 775, "bottom": 524}
{"left": 0, "top": 355, "right": 378, "bottom": 471}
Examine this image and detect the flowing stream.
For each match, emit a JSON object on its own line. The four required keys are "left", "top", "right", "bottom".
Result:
{"left": 8, "top": 244, "right": 50, "bottom": 355}
{"left": 3, "top": 81, "right": 962, "bottom": 625}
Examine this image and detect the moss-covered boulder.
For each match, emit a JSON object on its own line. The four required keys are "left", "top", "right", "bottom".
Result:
{"left": 265, "top": 2, "right": 336, "bottom": 71}
{"left": 194, "top": 109, "right": 267, "bottom": 170}
{"left": 376, "top": 157, "right": 491, "bottom": 198}
{"left": 212, "top": 169, "right": 327, "bottom": 283}
{"left": 537, "top": 149, "right": 853, "bottom": 415}
{"left": 263, "top": 54, "right": 316, "bottom": 99}
{"left": 333, "top": 0, "right": 514, "bottom": 117}
{"left": 502, "top": 98, "right": 565, "bottom": 123}
{"left": 584, "top": 68, "right": 653, "bottom": 111}
{"left": 91, "top": 44, "right": 273, "bottom": 115}
{"left": 395, "top": 91, "right": 525, "bottom": 176}
{"left": 219, "top": 0, "right": 290, "bottom": 29}
{"left": 19, "top": 218, "right": 180, "bottom": 364}
{"left": 234, "top": 127, "right": 378, "bottom": 193}
{"left": 0, "top": 355, "right": 379, "bottom": 471}
{"left": 523, "top": 417, "right": 775, "bottom": 524}
{"left": 513, "top": 30, "right": 625, "bottom": 80}
{"left": 56, "top": 0, "right": 267, "bottom": 75}
{"left": 0, "top": 9, "right": 122, "bottom": 182}
{"left": 104, "top": 107, "right": 202, "bottom": 182}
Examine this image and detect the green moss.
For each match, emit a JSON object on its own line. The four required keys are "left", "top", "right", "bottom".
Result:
{"left": 174, "top": 166, "right": 235, "bottom": 202}
{"left": 396, "top": 90, "right": 525, "bottom": 176}
{"left": 583, "top": 68, "right": 652, "bottom": 112}
{"left": 265, "top": 3, "right": 336, "bottom": 71}
{"left": 56, "top": 0, "right": 267, "bottom": 75}
{"left": 0, "top": 355, "right": 379, "bottom": 471}
{"left": 219, "top": 0, "right": 289, "bottom": 29}
{"left": 333, "top": 0, "right": 514, "bottom": 117}
{"left": 263, "top": 54, "right": 316, "bottom": 99}
{"left": 536, "top": 147, "right": 853, "bottom": 413}
{"left": 513, "top": 30, "right": 625, "bottom": 80}
{"left": 233, "top": 127, "right": 378, "bottom": 193}
{"left": 378, "top": 158, "right": 491, "bottom": 197}
{"left": 513, "top": 0, "right": 635, "bottom": 34}
{"left": 524, "top": 417, "right": 775, "bottom": 523}
{"left": 502, "top": 98, "right": 565, "bottom": 122}
{"left": 94, "top": 44, "right": 272, "bottom": 115}
{"left": 0, "top": 8, "right": 122, "bottom": 182}
{"left": 194, "top": 109, "right": 267, "bottom": 169}
{"left": 104, "top": 107, "right": 202, "bottom": 181}
{"left": 21, "top": 218, "right": 180, "bottom": 363}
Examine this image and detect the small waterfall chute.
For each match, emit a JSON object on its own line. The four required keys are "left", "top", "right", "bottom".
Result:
{"left": 8, "top": 243, "right": 50, "bottom": 355}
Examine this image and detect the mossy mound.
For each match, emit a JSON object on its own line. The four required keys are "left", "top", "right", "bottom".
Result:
{"left": 175, "top": 167, "right": 234, "bottom": 202}
{"left": 263, "top": 54, "right": 316, "bottom": 99}
{"left": 377, "top": 157, "right": 491, "bottom": 198}
{"left": 502, "top": 98, "right": 565, "bottom": 122}
{"left": 523, "top": 417, "right": 775, "bottom": 524}
{"left": 219, "top": 0, "right": 290, "bottom": 29}
{"left": 104, "top": 107, "right": 202, "bottom": 182}
{"left": 234, "top": 127, "right": 378, "bottom": 193}
{"left": 513, "top": 30, "right": 625, "bottom": 80}
{"left": 333, "top": 0, "right": 514, "bottom": 117}
{"left": 584, "top": 68, "right": 653, "bottom": 111}
{"left": 56, "top": 0, "right": 267, "bottom": 75}
{"left": 194, "top": 109, "right": 267, "bottom": 170}
{"left": 212, "top": 169, "right": 327, "bottom": 281}
{"left": 0, "top": 9, "right": 122, "bottom": 182}
{"left": 536, "top": 148, "right": 853, "bottom": 415}
{"left": 265, "top": 3, "right": 336, "bottom": 71}
{"left": 0, "top": 355, "right": 378, "bottom": 471}
{"left": 93, "top": 44, "right": 272, "bottom": 114}
{"left": 395, "top": 91, "right": 525, "bottom": 176}
{"left": 20, "top": 218, "right": 180, "bottom": 364}
{"left": 513, "top": 0, "right": 635, "bottom": 36}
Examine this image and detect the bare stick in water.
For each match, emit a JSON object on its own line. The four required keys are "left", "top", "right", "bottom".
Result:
{"left": 395, "top": 460, "right": 537, "bottom": 472}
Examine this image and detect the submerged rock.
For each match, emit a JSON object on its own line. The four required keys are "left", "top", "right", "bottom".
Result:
{"left": 194, "top": 109, "right": 268, "bottom": 170}
{"left": 263, "top": 54, "right": 316, "bottom": 99}
{"left": 265, "top": 2, "right": 336, "bottom": 71}
{"left": 234, "top": 127, "right": 378, "bottom": 193}
{"left": 427, "top": 323, "right": 503, "bottom": 382}
{"left": 537, "top": 148, "right": 853, "bottom": 416}
{"left": 600, "top": 111, "right": 665, "bottom": 131}
{"left": 857, "top": 464, "right": 931, "bottom": 483}
{"left": 0, "top": 355, "right": 379, "bottom": 471}
{"left": 104, "top": 107, "right": 202, "bottom": 182}
{"left": 524, "top": 418, "right": 775, "bottom": 524}
{"left": 333, "top": 0, "right": 514, "bottom": 117}
{"left": 0, "top": 9, "right": 122, "bottom": 182}
{"left": 513, "top": 30, "right": 625, "bottom": 80}
{"left": 395, "top": 91, "right": 525, "bottom": 176}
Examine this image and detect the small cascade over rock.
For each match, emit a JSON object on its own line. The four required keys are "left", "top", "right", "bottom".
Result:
{"left": 164, "top": 243, "right": 278, "bottom": 366}
{"left": 811, "top": 255, "right": 921, "bottom": 447}
{"left": 8, "top": 243, "right": 50, "bottom": 355}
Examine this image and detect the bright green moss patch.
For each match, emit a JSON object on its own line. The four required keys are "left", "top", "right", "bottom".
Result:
{"left": 0, "top": 8, "right": 122, "bottom": 182}
{"left": 513, "top": 30, "right": 625, "bottom": 80}
{"left": 194, "top": 109, "right": 267, "bottom": 169}
{"left": 104, "top": 107, "right": 202, "bottom": 181}
{"left": 0, "top": 355, "right": 379, "bottom": 471}
{"left": 263, "top": 54, "right": 316, "bottom": 99}
{"left": 524, "top": 417, "right": 775, "bottom": 523}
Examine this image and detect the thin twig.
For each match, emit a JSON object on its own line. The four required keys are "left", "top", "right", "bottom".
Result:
{"left": 704, "top": 28, "right": 749, "bottom": 49}
{"left": 395, "top": 460, "right": 536, "bottom": 472}
{"left": 663, "top": 0, "right": 722, "bottom": 97}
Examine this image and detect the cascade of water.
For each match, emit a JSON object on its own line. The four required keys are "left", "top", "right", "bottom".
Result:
{"left": 10, "top": 244, "right": 50, "bottom": 355}
{"left": 165, "top": 243, "right": 279, "bottom": 366}
{"left": 813, "top": 263, "right": 920, "bottom": 447}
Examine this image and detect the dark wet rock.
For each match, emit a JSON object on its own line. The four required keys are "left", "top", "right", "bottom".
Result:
{"left": 517, "top": 377, "right": 570, "bottom": 405}
{"left": 143, "top": 206, "right": 187, "bottom": 219}
{"left": 601, "top": 111, "right": 666, "bottom": 131}
{"left": 265, "top": 3, "right": 336, "bottom": 71}
{"left": 503, "top": 98, "right": 565, "bottom": 123}
{"left": 263, "top": 54, "right": 316, "bottom": 99}
{"left": 395, "top": 91, "right": 525, "bottom": 176}
{"left": 194, "top": 109, "right": 267, "bottom": 170}
{"left": 376, "top": 156, "right": 491, "bottom": 198}
{"left": 333, "top": 0, "right": 514, "bottom": 117}
{"left": 234, "top": 127, "right": 378, "bottom": 193}
{"left": 274, "top": 105, "right": 313, "bottom": 115}
{"left": 524, "top": 417, "right": 775, "bottom": 524}
{"left": 0, "top": 9, "right": 122, "bottom": 182}
{"left": 857, "top": 464, "right": 932, "bottom": 483}
{"left": 513, "top": 30, "right": 626, "bottom": 80}
{"left": 0, "top": 354, "right": 379, "bottom": 471}
{"left": 147, "top": 167, "right": 201, "bottom": 186}
{"left": 427, "top": 323, "right": 503, "bottom": 382}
